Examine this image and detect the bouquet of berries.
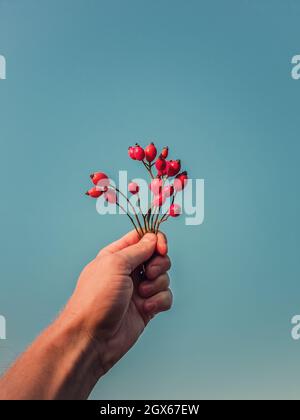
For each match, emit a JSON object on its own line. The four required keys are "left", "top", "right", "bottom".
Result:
{"left": 86, "top": 142, "right": 188, "bottom": 238}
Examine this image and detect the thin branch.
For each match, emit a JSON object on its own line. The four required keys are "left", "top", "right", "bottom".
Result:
{"left": 116, "top": 202, "right": 142, "bottom": 238}
{"left": 112, "top": 186, "right": 144, "bottom": 234}
{"left": 142, "top": 160, "right": 155, "bottom": 179}
{"left": 156, "top": 214, "right": 170, "bottom": 233}
{"left": 153, "top": 207, "right": 161, "bottom": 232}
{"left": 136, "top": 193, "right": 146, "bottom": 233}
{"left": 156, "top": 191, "right": 177, "bottom": 231}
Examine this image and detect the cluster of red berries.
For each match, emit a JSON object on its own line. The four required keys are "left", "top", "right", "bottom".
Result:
{"left": 86, "top": 142, "right": 188, "bottom": 237}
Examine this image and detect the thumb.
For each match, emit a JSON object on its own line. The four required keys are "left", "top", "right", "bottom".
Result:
{"left": 118, "top": 233, "right": 157, "bottom": 272}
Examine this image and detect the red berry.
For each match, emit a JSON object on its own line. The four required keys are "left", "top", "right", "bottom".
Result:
{"left": 144, "top": 142, "right": 157, "bottom": 162}
{"left": 162, "top": 160, "right": 170, "bottom": 176}
{"left": 169, "top": 203, "right": 181, "bottom": 217}
{"left": 128, "top": 146, "right": 136, "bottom": 160}
{"left": 174, "top": 171, "right": 188, "bottom": 191}
{"left": 86, "top": 187, "right": 103, "bottom": 198}
{"left": 104, "top": 189, "right": 117, "bottom": 204}
{"left": 155, "top": 156, "right": 166, "bottom": 171}
{"left": 153, "top": 194, "right": 166, "bottom": 207}
{"left": 128, "top": 182, "right": 140, "bottom": 194}
{"left": 162, "top": 185, "right": 174, "bottom": 198}
{"left": 134, "top": 145, "right": 145, "bottom": 161}
{"left": 90, "top": 172, "right": 110, "bottom": 190}
{"left": 167, "top": 160, "right": 181, "bottom": 177}
{"left": 161, "top": 147, "right": 169, "bottom": 159}
{"left": 149, "top": 178, "right": 163, "bottom": 195}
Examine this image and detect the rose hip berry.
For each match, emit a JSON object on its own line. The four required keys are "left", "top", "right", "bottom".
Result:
{"left": 86, "top": 187, "right": 103, "bottom": 198}
{"left": 153, "top": 194, "right": 166, "bottom": 207}
{"left": 167, "top": 160, "right": 181, "bottom": 177}
{"left": 134, "top": 145, "right": 145, "bottom": 161}
{"left": 162, "top": 185, "right": 174, "bottom": 197}
{"left": 155, "top": 156, "right": 166, "bottom": 171}
{"left": 169, "top": 203, "right": 181, "bottom": 217}
{"left": 128, "top": 182, "right": 140, "bottom": 194}
{"left": 161, "top": 147, "right": 169, "bottom": 159}
{"left": 149, "top": 178, "right": 163, "bottom": 195}
{"left": 128, "top": 146, "right": 136, "bottom": 160}
{"left": 90, "top": 172, "right": 110, "bottom": 189}
{"left": 144, "top": 142, "right": 157, "bottom": 163}
{"left": 174, "top": 171, "right": 188, "bottom": 191}
{"left": 104, "top": 189, "right": 117, "bottom": 204}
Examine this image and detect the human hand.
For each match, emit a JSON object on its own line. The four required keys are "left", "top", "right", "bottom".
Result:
{"left": 64, "top": 231, "right": 172, "bottom": 376}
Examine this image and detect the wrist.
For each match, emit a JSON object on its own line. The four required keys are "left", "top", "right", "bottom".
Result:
{"left": 58, "top": 305, "right": 114, "bottom": 378}
{"left": 39, "top": 309, "right": 106, "bottom": 399}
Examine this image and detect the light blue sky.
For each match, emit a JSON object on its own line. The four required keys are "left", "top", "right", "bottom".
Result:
{"left": 0, "top": 0, "right": 300, "bottom": 399}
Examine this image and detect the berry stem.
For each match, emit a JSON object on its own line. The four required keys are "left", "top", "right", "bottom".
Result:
{"left": 150, "top": 207, "right": 158, "bottom": 232}
{"left": 116, "top": 202, "right": 142, "bottom": 238}
{"left": 136, "top": 193, "right": 147, "bottom": 233}
{"left": 112, "top": 186, "right": 144, "bottom": 235}
{"left": 156, "top": 214, "right": 170, "bottom": 233}
{"left": 146, "top": 206, "right": 152, "bottom": 232}
{"left": 153, "top": 207, "right": 162, "bottom": 232}
{"left": 142, "top": 160, "right": 154, "bottom": 179}
{"left": 156, "top": 191, "right": 178, "bottom": 232}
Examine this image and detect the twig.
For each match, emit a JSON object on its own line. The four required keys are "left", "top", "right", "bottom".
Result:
{"left": 136, "top": 193, "right": 146, "bottom": 233}
{"left": 112, "top": 186, "right": 144, "bottom": 234}
{"left": 116, "top": 202, "right": 142, "bottom": 238}
{"left": 142, "top": 160, "right": 154, "bottom": 179}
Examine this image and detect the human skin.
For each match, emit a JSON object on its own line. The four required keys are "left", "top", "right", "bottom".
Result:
{"left": 0, "top": 232, "right": 172, "bottom": 400}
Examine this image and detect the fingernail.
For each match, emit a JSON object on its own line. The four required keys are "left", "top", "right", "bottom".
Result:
{"left": 142, "top": 233, "right": 156, "bottom": 242}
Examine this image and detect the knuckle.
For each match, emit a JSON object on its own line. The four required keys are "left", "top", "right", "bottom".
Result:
{"left": 164, "top": 274, "right": 171, "bottom": 288}
{"left": 164, "top": 255, "right": 171, "bottom": 270}
{"left": 158, "top": 273, "right": 170, "bottom": 288}
{"left": 148, "top": 256, "right": 171, "bottom": 277}
{"left": 103, "top": 253, "right": 129, "bottom": 271}
{"left": 166, "top": 289, "right": 173, "bottom": 309}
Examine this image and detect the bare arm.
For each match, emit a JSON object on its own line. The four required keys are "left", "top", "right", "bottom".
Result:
{"left": 0, "top": 232, "right": 172, "bottom": 400}
{"left": 0, "top": 313, "right": 103, "bottom": 400}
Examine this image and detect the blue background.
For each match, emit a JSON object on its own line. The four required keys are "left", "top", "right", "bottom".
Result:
{"left": 1, "top": 0, "right": 300, "bottom": 399}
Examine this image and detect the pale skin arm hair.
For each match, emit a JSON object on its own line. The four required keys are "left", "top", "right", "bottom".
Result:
{"left": 0, "top": 232, "right": 172, "bottom": 400}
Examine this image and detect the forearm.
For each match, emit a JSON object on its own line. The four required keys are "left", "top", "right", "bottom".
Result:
{"left": 0, "top": 312, "right": 105, "bottom": 400}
